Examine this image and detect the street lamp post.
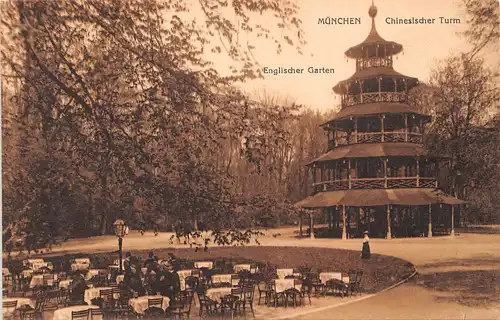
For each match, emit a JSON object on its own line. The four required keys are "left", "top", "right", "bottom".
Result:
{"left": 113, "top": 219, "right": 128, "bottom": 273}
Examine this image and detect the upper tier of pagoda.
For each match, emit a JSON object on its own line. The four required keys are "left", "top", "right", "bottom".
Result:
{"left": 345, "top": 2, "right": 402, "bottom": 59}
{"left": 332, "top": 2, "right": 420, "bottom": 106}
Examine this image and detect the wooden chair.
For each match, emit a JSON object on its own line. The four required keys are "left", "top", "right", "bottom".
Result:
{"left": 3, "top": 299, "right": 18, "bottom": 320}
{"left": 2, "top": 300, "right": 18, "bottom": 308}
{"left": 170, "top": 291, "right": 193, "bottom": 319}
{"left": 145, "top": 297, "right": 164, "bottom": 318}
{"left": 307, "top": 272, "right": 325, "bottom": 297}
{"left": 90, "top": 308, "right": 103, "bottom": 318}
{"left": 220, "top": 288, "right": 242, "bottom": 318}
{"left": 99, "top": 288, "right": 115, "bottom": 316}
{"left": 71, "top": 309, "right": 90, "bottom": 320}
{"left": 197, "top": 289, "right": 219, "bottom": 318}
{"left": 257, "top": 281, "right": 273, "bottom": 305}
{"left": 242, "top": 283, "right": 256, "bottom": 317}
{"left": 230, "top": 274, "right": 240, "bottom": 287}
{"left": 20, "top": 293, "right": 47, "bottom": 320}
{"left": 284, "top": 280, "right": 302, "bottom": 308}
{"left": 300, "top": 277, "right": 313, "bottom": 305}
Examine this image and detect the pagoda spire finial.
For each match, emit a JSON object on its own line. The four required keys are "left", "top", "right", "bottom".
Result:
{"left": 368, "top": 1, "right": 379, "bottom": 38}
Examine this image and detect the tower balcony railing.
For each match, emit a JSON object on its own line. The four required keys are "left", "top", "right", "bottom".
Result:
{"left": 313, "top": 177, "right": 438, "bottom": 193}
{"left": 356, "top": 56, "right": 393, "bottom": 71}
{"left": 342, "top": 92, "right": 408, "bottom": 108}
{"left": 327, "top": 132, "right": 423, "bottom": 150}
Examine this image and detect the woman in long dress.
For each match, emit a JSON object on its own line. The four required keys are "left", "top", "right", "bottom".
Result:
{"left": 361, "top": 231, "right": 371, "bottom": 259}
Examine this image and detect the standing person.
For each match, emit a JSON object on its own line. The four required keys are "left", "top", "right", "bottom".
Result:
{"left": 361, "top": 231, "right": 371, "bottom": 259}
{"left": 69, "top": 271, "right": 88, "bottom": 304}
{"left": 124, "top": 252, "right": 134, "bottom": 284}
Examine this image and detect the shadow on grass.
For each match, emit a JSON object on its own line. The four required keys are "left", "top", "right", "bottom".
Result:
{"left": 413, "top": 268, "right": 500, "bottom": 308}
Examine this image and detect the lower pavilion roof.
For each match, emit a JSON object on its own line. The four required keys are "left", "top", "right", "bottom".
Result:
{"left": 321, "top": 103, "right": 431, "bottom": 125}
{"left": 308, "top": 143, "right": 426, "bottom": 165}
{"left": 295, "top": 188, "right": 467, "bottom": 208}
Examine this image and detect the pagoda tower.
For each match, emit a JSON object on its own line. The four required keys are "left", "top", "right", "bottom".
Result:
{"left": 296, "top": 2, "right": 465, "bottom": 239}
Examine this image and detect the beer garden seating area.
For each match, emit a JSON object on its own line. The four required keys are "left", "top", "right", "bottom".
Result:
{"left": 2, "top": 255, "right": 364, "bottom": 319}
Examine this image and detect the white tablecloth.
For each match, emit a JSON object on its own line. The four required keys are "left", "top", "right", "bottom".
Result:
{"left": 206, "top": 287, "right": 232, "bottom": 303}
{"left": 2, "top": 297, "right": 35, "bottom": 317}
{"left": 71, "top": 263, "right": 90, "bottom": 271}
{"left": 75, "top": 258, "right": 91, "bottom": 264}
{"left": 128, "top": 295, "right": 170, "bottom": 314}
{"left": 177, "top": 270, "right": 195, "bottom": 291}
{"left": 233, "top": 264, "right": 251, "bottom": 273}
{"left": 211, "top": 274, "right": 232, "bottom": 285}
{"left": 84, "top": 287, "right": 118, "bottom": 305}
{"left": 85, "top": 269, "right": 107, "bottom": 280}
{"left": 276, "top": 268, "right": 294, "bottom": 279}
{"left": 194, "top": 261, "right": 213, "bottom": 269}
{"left": 29, "top": 274, "right": 57, "bottom": 288}
{"left": 31, "top": 262, "right": 52, "bottom": 271}
{"left": 59, "top": 279, "right": 73, "bottom": 289}
{"left": 319, "top": 272, "right": 349, "bottom": 284}
{"left": 26, "top": 259, "right": 44, "bottom": 265}
{"left": 53, "top": 305, "right": 102, "bottom": 320}
{"left": 274, "top": 279, "right": 300, "bottom": 293}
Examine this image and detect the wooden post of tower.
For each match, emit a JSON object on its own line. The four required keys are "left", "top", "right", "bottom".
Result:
{"left": 428, "top": 204, "right": 433, "bottom": 237}
{"left": 386, "top": 205, "right": 392, "bottom": 239}
{"left": 342, "top": 205, "right": 347, "bottom": 240}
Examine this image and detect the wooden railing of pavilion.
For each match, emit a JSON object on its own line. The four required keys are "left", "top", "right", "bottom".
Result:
{"left": 327, "top": 132, "right": 423, "bottom": 150}
{"left": 355, "top": 56, "right": 393, "bottom": 71}
{"left": 313, "top": 177, "right": 437, "bottom": 193}
{"left": 341, "top": 92, "right": 407, "bottom": 108}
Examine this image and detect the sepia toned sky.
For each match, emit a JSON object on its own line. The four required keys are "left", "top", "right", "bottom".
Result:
{"left": 207, "top": 0, "right": 478, "bottom": 111}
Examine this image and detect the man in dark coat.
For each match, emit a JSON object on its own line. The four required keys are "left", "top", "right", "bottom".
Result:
{"left": 70, "top": 271, "right": 88, "bottom": 303}
{"left": 159, "top": 264, "right": 180, "bottom": 305}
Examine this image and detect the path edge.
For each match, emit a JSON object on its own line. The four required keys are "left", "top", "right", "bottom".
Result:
{"left": 270, "top": 264, "right": 418, "bottom": 320}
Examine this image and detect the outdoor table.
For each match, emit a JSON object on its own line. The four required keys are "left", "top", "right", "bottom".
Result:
{"left": 71, "top": 258, "right": 91, "bottom": 271}
{"left": 128, "top": 295, "right": 170, "bottom": 314}
{"left": 31, "top": 262, "right": 53, "bottom": 271}
{"left": 319, "top": 272, "right": 349, "bottom": 284}
{"left": 177, "top": 269, "right": 196, "bottom": 291}
{"left": 233, "top": 264, "right": 251, "bottom": 273}
{"left": 116, "top": 275, "right": 125, "bottom": 284}
{"left": 84, "top": 287, "right": 118, "bottom": 305}
{"left": 26, "top": 259, "right": 44, "bottom": 266}
{"left": 29, "top": 274, "right": 57, "bottom": 288}
{"left": 194, "top": 261, "right": 213, "bottom": 269}
{"left": 2, "top": 297, "right": 35, "bottom": 317}
{"left": 206, "top": 287, "right": 232, "bottom": 303}
{"left": 211, "top": 274, "right": 232, "bottom": 285}
{"left": 59, "top": 279, "right": 73, "bottom": 289}
{"left": 21, "top": 269, "right": 34, "bottom": 278}
{"left": 2, "top": 268, "right": 11, "bottom": 276}
{"left": 274, "top": 279, "right": 301, "bottom": 293}
{"left": 85, "top": 269, "right": 107, "bottom": 280}
{"left": 53, "top": 305, "right": 101, "bottom": 320}
{"left": 71, "top": 263, "right": 90, "bottom": 271}
{"left": 276, "top": 268, "right": 294, "bottom": 279}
